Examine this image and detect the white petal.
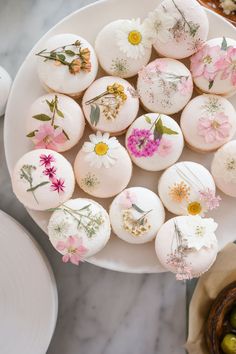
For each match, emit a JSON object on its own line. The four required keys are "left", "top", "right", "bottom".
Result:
{"left": 82, "top": 142, "right": 95, "bottom": 152}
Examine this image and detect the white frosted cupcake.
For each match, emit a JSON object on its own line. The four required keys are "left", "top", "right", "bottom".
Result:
{"left": 74, "top": 132, "right": 132, "bottom": 198}
{"left": 144, "top": 0, "right": 209, "bottom": 59}
{"left": 137, "top": 58, "right": 193, "bottom": 114}
{"left": 48, "top": 198, "right": 111, "bottom": 264}
{"left": 109, "top": 187, "right": 165, "bottom": 244}
{"left": 155, "top": 216, "right": 218, "bottom": 280}
{"left": 36, "top": 33, "right": 98, "bottom": 97}
{"left": 0, "top": 66, "right": 12, "bottom": 116}
{"left": 12, "top": 149, "right": 75, "bottom": 211}
{"left": 26, "top": 93, "right": 85, "bottom": 152}
{"left": 158, "top": 161, "right": 221, "bottom": 216}
{"left": 125, "top": 113, "right": 184, "bottom": 171}
{"left": 211, "top": 140, "right": 236, "bottom": 197}
{"left": 95, "top": 19, "right": 152, "bottom": 78}
{"left": 180, "top": 94, "right": 236, "bottom": 152}
{"left": 82, "top": 76, "right": 139, "bottom": 135}
{"left": 190, "top": 37, "right": 236, "bottom": 97}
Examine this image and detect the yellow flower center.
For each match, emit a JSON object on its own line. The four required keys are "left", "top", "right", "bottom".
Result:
{"left": 212, "top": 120, "right": 220, "bottom": 129}
{"left": 203, "top": 55, "right": 212, "bottom": 64}
{"left": 94, "top": 142, "right": 109, "bottom": 156}
{"left": 128, "top": 30, "right": 142, "bottom": 45}
{"left": 187, "top": 202, "right": 202, "bottom": 215}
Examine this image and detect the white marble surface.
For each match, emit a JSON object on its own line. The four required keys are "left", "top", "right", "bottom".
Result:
{"left": 0, "top": 0, "right": 186, "bottom": 353}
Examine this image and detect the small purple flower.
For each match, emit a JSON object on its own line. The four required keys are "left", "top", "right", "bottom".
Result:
{"left": 51, "top": 178, "right": 65, "bottom": 193}
{"left": 40, "top": 154, "right": 55, "bottom": 167}
{"left": 127, "top": 129, "right": 160, "bottom": 158}
{"left": 43, "top": 166, "right": 57, "bottom": 179}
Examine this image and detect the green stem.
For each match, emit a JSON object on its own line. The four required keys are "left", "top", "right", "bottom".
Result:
{"left": 35, "top": 53, "right": 70, "bottom": 66}
{"left": 27, "top": 181, "right": 50, "bottom": 192}
{"left": 172, "top": 0, "right": 192, "bottom": 32}
{"left": 85, "top": 91, "right": 109, "bottom": 105}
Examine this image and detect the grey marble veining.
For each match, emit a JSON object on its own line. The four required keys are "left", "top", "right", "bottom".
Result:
{"left": 0, "top": 0, "right": 186, "bottom": 353}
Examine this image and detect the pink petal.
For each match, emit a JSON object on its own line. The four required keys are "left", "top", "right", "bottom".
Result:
{"left": 70, "top": 254, "right": 80, "bottom": 265}
{"left": 62, "top": 254, "right": 70, "bottom": 263}
{"left": 56, "top": 241, "right": 66, "bottom": 251}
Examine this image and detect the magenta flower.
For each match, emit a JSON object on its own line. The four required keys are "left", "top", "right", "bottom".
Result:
{"left": 190, "top": 45, "right": 221, "bottom": 81}
{"left": 56, "top": 236, "right": 88, "bottom": 265}
{"left": 119, "top": 190, "right": 137, "bottom": 209}
{"left": 199, "top": 188, "right": 221, "bottom": 210}
{"left": 43, "top": 166, "right": 57, "bottom": 179}
{"left": 40, "top": 153, "right": 56, "bottom": 167}
{"left": 219, "top": 47, "right": 236, "bottom": 86}
{"left": 198, "top": 112, "right": 231, "bottom": 143}
{"left": 51, "top": 178, "right": 65, "bottom": 193}
{"left": 127, "top": 129, "right": 160, "bottom": 158}
{"left": 33, "top": 123, "right": 67, "bottom": 151}
{"left": 177, "top": 76, "right": 193, "bottom": 95}
{"left": 157, "top": 137, "right": 173, "bottom": 157}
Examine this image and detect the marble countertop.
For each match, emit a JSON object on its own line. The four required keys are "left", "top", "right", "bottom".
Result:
{"left": 0, "top": 0, "right": 186, "bottom": 353}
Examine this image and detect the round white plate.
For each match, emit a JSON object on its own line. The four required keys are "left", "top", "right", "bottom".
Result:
{"left": 0, "top": 210, "right": 57, "bottom": 354}
{"left": 4, "top": 0, "right": 236, "bottom": 273}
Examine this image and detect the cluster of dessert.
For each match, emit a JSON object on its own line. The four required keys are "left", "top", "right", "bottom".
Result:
{"left": 11, "top": 0, "right": 236, "bottom": 279}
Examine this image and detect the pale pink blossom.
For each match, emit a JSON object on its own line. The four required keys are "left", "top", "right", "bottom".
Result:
{"left": 190, "top": 45, "right": 222, "bottom": 81}
{"left": 198, "top": 112, "right": 231, "bottom": 143}
{"left": 119, "top": 190, "right": 137, "bottom": 209}
{"left": 157, "top": 138, "right": 172, "bottom": 157}
{"left": 177, "top": 76, "right": 193, "bottom": 95}
{"left": 33, "top": 123, "right": 67, "bottom": 151}
{"left": 219, "top": 47, "right": 236, "bottom": 86}
{"left": 139, "top": 60, "right": 167, "bottom": 84}
{"left": 56, "top": 236, "right": 88, "bottom": 265}
{"left": 199, "top": 188, "right": 221, "bottom": 210}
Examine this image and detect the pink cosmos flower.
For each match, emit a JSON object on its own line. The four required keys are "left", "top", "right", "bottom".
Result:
{"left": 219, "top": 47, "right": 236, "bottom": 86}
{"left": 127, "top": 129, "right": 160, "bottom": 158}
{"left": 199, "top": 188, "right": 221, "bottom": 210}
{"left": 157, "top": 137, "right": 172, "bottom": 157}
{"left": 33, "top": 123, "right": 67, "bottom": 151}
{"left": 51, "top": 178, "right": 65, "bottom": 193}
{"left": 43, "top": 166, "right": 57, "bottom": 179}
{"left": 119, "top": 190, "right": 137, "bottom": 209}
{"left": 56, "top": 236, "right": 88, "bottom": 265}
{"left": 190, "top": 45, "right": 221, "bottom": 81}
{"left": 177, "top": 76, "right": 193, "bottom": 95}
{"left": 198, "top": 112, "right": 231, "bottom": 143}
{"left": 40, "top": 153, "right": 56, "bottom": 167}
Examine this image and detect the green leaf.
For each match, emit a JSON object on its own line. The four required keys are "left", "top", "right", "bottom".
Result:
{"left": 161, "top": 126, "right": 178, "bottom": 135}
{"left": 209, "top": 80, "right": 214, "bottom": 90}
{"left": 90, "top": 104, "right": 100, "bottom": 126}
{"left": 46, "top": 99, "right": 54, "bottom": 113}
{"left": 57, "top": 54, "right": 66, "bottom": 61}
{"left": 221, "top": 37, "right": 228, "bottom": 51}
{"left": 26, "top": 130, "right": 37, "bottom": 138}
{"left": 62, "top": 129, "right": 70, "bottom": 140}
{"left": 56, "top": 108, "right": 64, "bottom": 118}
{"left": 27, "top": 181, "right": 49, "bottom": 192}
{"left": 154, "top": 117, "right": 178, "bottom": 137}
{"left": 78, "top": 204, "right": 91, "bottom": 211}
{"left": 32, "top": 114, "right": 51, "bottom": 121}
{"left": 144, "top": 115, "right": 152, "bottom": 124}
{"left": 65, "top": 49, "right": 75, "bottom": 56}
{"left": 132, "top": 203, "right": 145, "bottom": 214}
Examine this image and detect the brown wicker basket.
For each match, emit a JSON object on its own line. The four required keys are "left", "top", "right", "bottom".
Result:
{"left": 197, "top": 0, "right": 236, "bottom": 26}
{"left": 205, "top": 281, "right": 236, "bottom": 353}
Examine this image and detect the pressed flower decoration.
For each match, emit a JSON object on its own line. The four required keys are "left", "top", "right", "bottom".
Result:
{"left": 80, "top": 173, "right": 100, "bottom": 192}
{"left": 82, "top": 132, "right": 120, "bottom": 169}
{"left": 116, "top": 18, "right": 152, "bottom": 59}
{"left": 27, "top": 95, "right": 69, "bottom": 151}
{"left": 127, "top": 115, "right": 178, "bottom": 158}
{"left": 110, "top": 58, "right": 130, "bottom": 77}
{"left": 213, "top": 148, "right": 236, "bottom": 183}
{"left": 119, "top": 190, "right": 152, "bottom": 237}
{"left": 36, "top": 40, "right": 91, "bottom": 74}
{"left": 56, "top": 236, "right": 88, "bottom": 265}
{"left": 85, "top": 83, "right": 127, "bottom": 125}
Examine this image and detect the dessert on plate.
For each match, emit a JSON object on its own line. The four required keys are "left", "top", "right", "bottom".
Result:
{"left": 155, "top": 215, "right": 218, "bottom": 280}
{"left": 26, "top": 93, "right": 85, "bottom": 152}
{"left": 74, "top": 131, "right": 132, "bottom": 198}
{"left": 95, "top": 19, "right": 152, "bottom": 78}
{"left": 0, "top": 66, "right": 12, "bottom": 116}
{"left": 144, "top": 0, "right": 209, "bottom": 59}
{"left": 48, "top": 198, "right": 111, "bottom": 264}
{"left": 211, "top": 140, "right": 236, "bottom": 197}
{"left": 12, "top": 149, "right": 75, "bottom": 211}
{"left": 109, "top": 187, "right": 165, "bottom": 244}
{"left": 82, "top": 76, "right": 139, "bottom": 135}
{"left": 190, "top": 37, "right": 236, "bottom": 97}
{"left": 158, "top": 161, "right": 221, "bottom": 216}
{"left": 36, "top": 33, "right": 98, "bottom": 97}
{"left": 180, "top": 94, "right": 236, "bottom": 152}
{"left": 125, "top": 113, "right": 184, "bottom": 171}
{"left": 137, "top": 58, "right": 193, "bottom": 114}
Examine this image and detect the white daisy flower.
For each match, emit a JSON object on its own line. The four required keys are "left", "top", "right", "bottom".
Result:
{"left": 143, "top": 6, "right": 175, "bottom": 44}
{"left": 82, "top": 131, "right": 120, "bottom": 169}
{"left": 183, "top": 197, "right": 208, "bottom": 217}
{"left": 116, "top": 18, "right": 152, "bottom": 59}
{"left": 179, "top": 216, "right": 218, "bottom": 251}
{"left": 214, "top": 148, "right": 236, "bottom": 184}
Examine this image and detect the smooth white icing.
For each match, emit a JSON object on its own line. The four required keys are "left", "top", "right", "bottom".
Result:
{"left": 26, "top": 93, "right": 85, "bottom": 152}
{"left": 82, "top": 76, "right": 139, "bottom": 134}
{"left": 180, "top": 94, "right": 236, "bottom": 152}
{"left": 125, "top": 113, "right": 184, "bottom": 171}
{"left": 0, "top": 66, "right": 12, "bottom": 116}
{"left": 12, "top": 149, "right": 75, "bottom": 211}
{"left": 137, "top": 58, "right": 193, "bottom": 114}
{"left": 48, "top": 198, "right": 111, "bottom": 258}
{"left": 109, "top": 187, "right": 165, "bottom": 244}
{"left": 37, "top": 33, "right": 98, "bottom": 95}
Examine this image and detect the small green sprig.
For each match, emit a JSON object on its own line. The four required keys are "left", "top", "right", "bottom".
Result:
{"left": 172, "top": 0, "right": 200, "bottom": 37}
{"left": 145, "top": 115, "right": 178, "bottom": 141}
{"left": 20, "top": 164, "right": 49, "bottom": 203}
